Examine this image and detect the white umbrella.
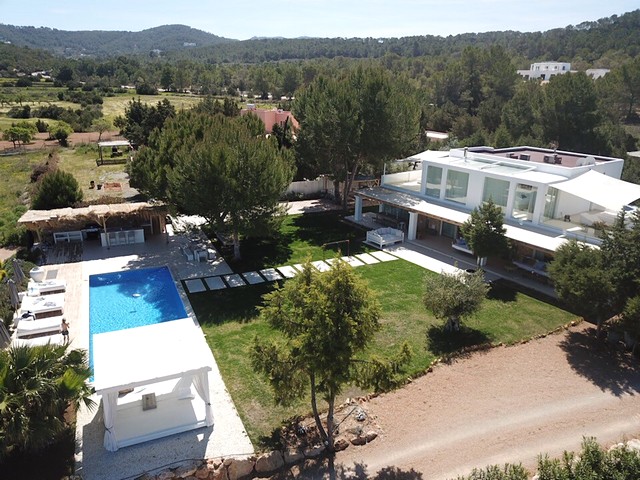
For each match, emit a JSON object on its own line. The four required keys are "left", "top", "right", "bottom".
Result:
{"left": 7, "top": 279, "right": 19, "bottom": 310}
{"left": 12, "top": 258, "right": 25, "bottom": 284}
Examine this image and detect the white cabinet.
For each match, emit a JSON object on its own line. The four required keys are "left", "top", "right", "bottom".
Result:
{"left": 100, "top": 229, "right": 144, "bottom": 247}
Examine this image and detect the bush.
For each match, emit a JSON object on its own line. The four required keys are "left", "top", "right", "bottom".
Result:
{"left": 31, "top": 169, "right": 82, "bottom": 209}
{"left": 136, "top": 83, "right": 158, "bottom": 95}
{"left": 7, "top": 105, "right": 30, "bottom": 119}
{"left": 15, "top": 77, "right": 32, "bottom": 87}
{"left": 47, "top": 122, "right": 73, "bottom": 146}
{"left": 30, "top": 152, "right": 59, "bottom": 183}
{"left": 34, "top": 119, "right": 48, "bottom": 133}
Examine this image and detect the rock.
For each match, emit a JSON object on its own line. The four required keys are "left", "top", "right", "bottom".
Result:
{"left": 304, "top": 444, "right": 325, "bottom": 458}
{"left": 354, "top": 408, "right": 367, "bottom": 422}
{"left": 626, "top": 439, "right": 640, "bottom": 452}
{"left": 334, "top": 438, "right": 349, "bottom": 451}
{"left": 212, "top": 466, "right": 229, "bottom": 480}
{"left": 255, "top": 451, "right": 284, "bottom": 476}
{"left": 350, "top": 435, "right": 367, "bottom": 446}
{"left": 175, "top": 461, "right": 200, "bottom": 478}
{"left": 365, "top": 431, "right": 378, "bottom": 442}
{"left": 283, "top": 448, "right": 304, "bottom": 465}
{"left": 156, "top": 470, "right": 176, "bottom": 480}
{"left": 225, "top": 457, "right": 255, "bottom": 480}
{"left": 195, "top": 465, "right": 212, "bottom": 479}
{"left": 346, "top": 426, "right": 363, "bottom": 436}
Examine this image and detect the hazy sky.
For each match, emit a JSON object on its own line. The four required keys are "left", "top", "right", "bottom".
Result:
{"left": 0, "top": 0, "right": 637, "bottom": 40}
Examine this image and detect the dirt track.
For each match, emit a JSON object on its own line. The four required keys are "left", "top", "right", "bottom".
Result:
{"left": 330, "top": 323, "right": 640, "bottom": 479}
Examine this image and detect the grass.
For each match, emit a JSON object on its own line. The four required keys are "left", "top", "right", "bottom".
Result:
{"left": 222, "top": 211, "right": 374, "bottom": 272}
{"left": 189, "top": 214, "right": 578, "bottom": 448}
{"left": 101, "top": 92, "right": 203, "bottom": 122}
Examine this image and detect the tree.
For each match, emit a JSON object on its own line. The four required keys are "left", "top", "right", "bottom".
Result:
{"left": 294, "top": 66, "right": 420, "bottom": 208}
{"left": 459, "top": 199, "right": 508, "bottom": 266}
{"left": 147, "top": 112, "right": 294, "bottom": 260}
{"left": 121, "top": 98, "right": 175, "bottom": 146}
{"left": 2, "top": 122, "right": 36, "bottom": 148}
{"left": 423, "top": 270, "right": 489, "bottom": 333}
{"left": 548, "top": 241, "right": 615, "bottom": 335}
{"left": 0, "top": 344, "right": 94, "bottom": 459}
{"left": 32, "top": 170, "right": 83, "bottom": 210}
{"left": 48, "top": 121, "right": 73, "bottom": 147}
{"left": 91, "top": 118, "right": 112, "bottom": 141}
{"left": 252, "top": 260, "right": 410, "bottom": 451}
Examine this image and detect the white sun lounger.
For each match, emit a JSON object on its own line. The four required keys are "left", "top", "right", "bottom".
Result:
{"left": 20, "top": 293, "right": 64, "bottom": 317}
{"left": 14, "top": 315, "right": 63, "bottom": 337}
{"left": 12, "top": 333, "right": 64, "bottom": 348}
{"left": 27, "top": 279, "right": 66, "bottom": 296}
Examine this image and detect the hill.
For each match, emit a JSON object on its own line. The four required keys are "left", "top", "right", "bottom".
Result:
{"left": 0, "top": 24, "right": 235, "bottom": 57}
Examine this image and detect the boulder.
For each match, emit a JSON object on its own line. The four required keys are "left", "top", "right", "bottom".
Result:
{"left": 334, "top": 438, "right": 349, "bottom": 452}
{"left": 212, "top": 466, "right": 229, "bottom": 480}
{"left": 350, "top": 435, "right": 367, "bottom": 446}
{"left": 225, "top": 457, "right": 255, "bottom": 480}
{"left": 283, "top": 448, "right": 304, "bottom": 465}
{"left": 175, "top": 461, "right": 200, "bottom": 478}
{"left": 626, "top": 439, "right": 640, "bottom": 452}
{"left": 255, "top": 451, "right": 284, "bottom": 476}
{"left": 303, "top": 444, "right": 325, "bottom": 458}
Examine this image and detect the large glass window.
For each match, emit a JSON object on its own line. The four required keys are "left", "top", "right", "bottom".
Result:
{"left": 482, "top": 177, "right": 509, "bottom": 208}
{"left": 445, "top": 170, "right": 469, "bottom": 204}
{"left": 543, "top": 187, "right": 558, "bottom": 221}
{"left": 511, "top": 183, "right": 538, "bottom": 222}
{"left": 426, "top": 166, "right": 442, "bottom": 198}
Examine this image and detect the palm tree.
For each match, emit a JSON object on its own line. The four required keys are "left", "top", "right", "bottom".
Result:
{"left": 0, "top": 344, "right": 94, "bottom": 459}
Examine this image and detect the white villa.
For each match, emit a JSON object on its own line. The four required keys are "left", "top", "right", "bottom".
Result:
{"left": 353, "top": 146, "right": 640, "bottom": 270}
{"left": 517, "top": 62, "right": 572, "bottom": 80}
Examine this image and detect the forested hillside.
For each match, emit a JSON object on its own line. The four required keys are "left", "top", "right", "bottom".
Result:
{"left": 0, "top": 24, "right": 234, "bottom": 57}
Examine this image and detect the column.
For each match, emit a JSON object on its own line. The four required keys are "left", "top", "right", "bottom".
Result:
{"left": 408, "top": 212, "right": 418, "bottom": 241}
{"left": 354, "top": 196, "right": 363, "bottom": 222}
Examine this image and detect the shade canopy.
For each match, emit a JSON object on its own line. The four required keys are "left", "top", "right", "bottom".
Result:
{"left": 551, "top": 170, "right": 640, "bottom": 211}
{"left": 93, "top": 318, "right": 212, "bottom": 394}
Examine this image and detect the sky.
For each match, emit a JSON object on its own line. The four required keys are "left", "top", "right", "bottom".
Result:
{"left": 0, "top": 0, "right": 638, "bottom": 40}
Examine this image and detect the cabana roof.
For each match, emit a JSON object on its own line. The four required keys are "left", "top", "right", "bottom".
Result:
{"left": 18, "top": 202, "right": 167, "bottom": 231}
{"left": 98, "top": 140, "right": 131, "bottom": 148}
{"left": 93, "top": 318, "right": 212, "bottom": 394}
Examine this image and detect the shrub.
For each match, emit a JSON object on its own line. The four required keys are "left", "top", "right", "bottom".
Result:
{"left": 31, "top": 170, "right": 82, "bottom": 210}
{"left": 34, "top": 119, "right": 48, "bottom": 133}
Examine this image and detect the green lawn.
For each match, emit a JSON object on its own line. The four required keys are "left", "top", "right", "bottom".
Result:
{"left": 221, "top": 211, "right": 374, "bottom": 272}
{"left": 188, "top": 214, "right": 577, "bottom": 448}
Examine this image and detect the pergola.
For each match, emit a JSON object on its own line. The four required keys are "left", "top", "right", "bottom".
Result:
{"left": 18, "top": 202, "right": 168, "bottom": 245}
{"left": 97, "top": 140, "right": 132, "bottom": 165}
{"left": 92, "top": 318, "right": 214, "bottom": 451}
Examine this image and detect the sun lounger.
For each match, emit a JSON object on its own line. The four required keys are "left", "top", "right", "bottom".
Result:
{"left": 20, "top": 293, "right": 64, "bottom": 318}
{"left": 12, "top": 332, "right": 64, "bottom": 347}
{"left": 14, "top": 315, "right": 63, "bottom": 337}
{"left": 27, "top": 279, "right": 66, "bottom": 296}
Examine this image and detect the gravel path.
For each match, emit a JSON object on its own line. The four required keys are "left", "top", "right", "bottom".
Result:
{"left": 334, "top": 323, "right": 640, "bottom": 479}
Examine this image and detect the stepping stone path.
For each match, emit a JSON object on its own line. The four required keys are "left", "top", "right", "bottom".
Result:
{"left": 204, "top": 276, "right": 226, "bottom": 290}
{"left": 277, "top": 265, "right": 298, "bottom": 278}
{"left": 242, "top": 271, "right": 265, "bottom": 285}
{"left": 224, "top": 274, "right": 246, "bottom": 288}
{"left": 355, "top": 253, "right": 380, "bottom": 265}
{"left": 369, "top": 251, "right": 397, "bottom": 262}
{"left": 260, "top": 268, "right": 283, "bottom": 281}
{"left": 184, "top": 278, "right": 206, "bottom": 293}
{"left": 311, "top": 260, "right": 331, "bottom": 272}
{"left": 182, "top": 252, "right": 398, "bottom": 293}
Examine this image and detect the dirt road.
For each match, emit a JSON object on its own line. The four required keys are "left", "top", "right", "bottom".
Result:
{"left": 333, "top": 323, "right": 640, "bottom": 479}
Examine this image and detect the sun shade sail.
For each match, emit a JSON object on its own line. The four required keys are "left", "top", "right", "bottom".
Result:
{"left": 551, "top": 170, "right": 640, "bottom": 211}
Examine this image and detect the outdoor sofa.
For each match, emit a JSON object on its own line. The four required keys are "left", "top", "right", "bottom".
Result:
{"left": 366, "top": 227, "right": 404, "bottom": 248}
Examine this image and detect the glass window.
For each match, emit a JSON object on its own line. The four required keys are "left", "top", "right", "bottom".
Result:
{"left": 543, "top": 187, "right": 558, "bottom": 221}
{"left": 511, "top": 183, "right": 538, "bottom": 222}
{"left": 426, "top": 166, "right": 442, "bottom": 198}
{"left": 482, "top": 177, "right": 509, "bottom": 207}
{"left": 445, "top": 170, "right": 469, "bottom": 204}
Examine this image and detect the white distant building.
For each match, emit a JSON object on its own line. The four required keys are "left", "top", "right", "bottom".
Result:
{"left": 586, "top": 68, "right": 610, "bottom": 79}
{"left": 517, "top": 62, "right": 572, "bottom": 80}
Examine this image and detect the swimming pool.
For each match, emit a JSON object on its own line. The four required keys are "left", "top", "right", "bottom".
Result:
{"left": 89, "top": 266, "right": 188, "bottom": 370}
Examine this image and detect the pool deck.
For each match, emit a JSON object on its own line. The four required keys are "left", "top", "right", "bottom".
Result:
{"left": 44, "top": 230, "right": 253, "bottom": 480}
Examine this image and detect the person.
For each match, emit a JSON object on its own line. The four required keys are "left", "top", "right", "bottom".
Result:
{"left": 61, "top": 318, "right": 69, "bottom": 344}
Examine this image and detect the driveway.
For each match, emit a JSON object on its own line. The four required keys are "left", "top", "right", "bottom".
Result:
{"left": 331, "top": 323, "right": 640, "bottom": 479}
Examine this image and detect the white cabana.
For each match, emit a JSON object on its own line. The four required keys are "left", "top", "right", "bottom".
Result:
{"left": 93, "top": 318, "right": 214, "bottom": 452}
{"left": 551, "top": 170, "right": 640, "bottom": 212}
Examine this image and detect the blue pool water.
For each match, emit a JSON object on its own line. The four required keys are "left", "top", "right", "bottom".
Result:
{"left": 89, "top": 266, "right": 187, "bottom": 371}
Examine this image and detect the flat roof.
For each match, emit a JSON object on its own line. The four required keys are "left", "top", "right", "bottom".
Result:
{"left": 98, "top": 140, "right": 131, "bottom": 147}
{"left": 93, "top": 318, "right": 212, "bottom": 394}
